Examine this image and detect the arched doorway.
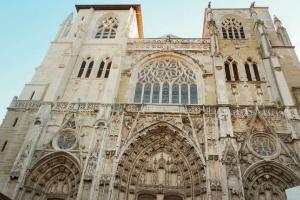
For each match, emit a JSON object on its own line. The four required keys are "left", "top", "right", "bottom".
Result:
{"left": 243, "top": 161, "right": 300, "bottom": 200}
{"left": 113, "top": 122, "right": 206, "bottom": 200}
{"left": 21, "top": 151, "right": 81, "bottom": 200}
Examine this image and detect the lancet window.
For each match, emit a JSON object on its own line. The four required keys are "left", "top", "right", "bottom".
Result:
{"left": 224, "top": 57, "right": 239, "bottom": 81}
{"left": 134, "top": 58, "right": 198, "bottom": 104}
{"left": 221, "top": 17, "right": 245, "bottom": 39}
{"left": 95, "top": 16, "right": 119, "bottom": 39}
{"left": 77, "top": 57, "right": 94, "bottom": 78}
{"left": 97, "top": 57, "right": 112, "bottom": 79}
{"left": 245, "top": 58, "right": 261, "bottom": 81}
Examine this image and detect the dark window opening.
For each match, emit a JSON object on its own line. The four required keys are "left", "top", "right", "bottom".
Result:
{"left": 1, "top": 140, "right": 7, "bottom": 152}
{"left": 29, "top": 91, "right": 35, "bottom": 100}
{"left": 228, "top": 27, "right": 234, "bottom": 39}
{"left": 13, "top": 118, "right": 18, "bottom": 127}
{"left": 253, "top": 63, "right": 260, "bottom": 81}
{"left": 225, "top": 62, "right": 231, "bottom": 81}
{"left": 104, "top": 61, "right": 112, "bottom": 78}
{"left": 222, "top": 27, "right": 227, "bottom": 39}
{"left": 85, "top": 61, "right": 94, "bottom": 78}
{"left": 232, "top": 62, "right": 239, "bottom": 81}
{"left": 245, "top": 63, "right": 252, "bottom": 81}
{"left": 97, "top": 61, "right": 105, "bottom": 78}
{"left": 77, "top": 61, "right": 86, "bottom": 78}
{"left": 240, "top": 27, "right": 245, "bottom": 38}
{"left": 233, "top": 27, "right": 239, "bottom": 39}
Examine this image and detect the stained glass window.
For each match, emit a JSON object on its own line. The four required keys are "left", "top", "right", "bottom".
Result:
{"left": 143, "top": 83, "right": 151, "bottom": 103}
{"left": 134, "top": 83, "right": 143, "bottom": 103}
{"left": 152, "top": 83, "right": 160, "bottom": 103}
{"left": 181, "top": 84, "right": 188, "bottom": 104}
{"left": 162, "top": 83, "right": 169, "bottom": 103}
{"left": 190, "top": 84, "right": 198, "bottom": 104}
{"left": 172, "top": 84, "right": 179, "bottom": 104}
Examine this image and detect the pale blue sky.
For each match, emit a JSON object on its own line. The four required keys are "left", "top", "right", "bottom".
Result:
{"left": 1, "top": 0, "right": 300, "bottom": 122}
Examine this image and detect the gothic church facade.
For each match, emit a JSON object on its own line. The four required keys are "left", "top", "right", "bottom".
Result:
{"left": 1, "top": 3, "right": 300, "bottom": 200}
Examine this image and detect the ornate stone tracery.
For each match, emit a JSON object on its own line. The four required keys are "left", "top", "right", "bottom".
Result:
{"left": 138, "top": 58, "right": 196, "bottom": 84}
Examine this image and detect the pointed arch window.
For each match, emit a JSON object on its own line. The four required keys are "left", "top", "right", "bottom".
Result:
{"left": 95, "top": 16, "right": 119, "bottom": 39}
{"left": 152, "top": 83, "right": 160, "bottom": 103}
{"left": 133, "top": 58, "right": 200, "bottom": 105}
{"left": 162, "top": 83, "right": 169, "bottom": 104}
{"left": 77, "top": 57, "right": 94, "bottom": 78}
{"left": 85, "top": 61, "right": 94, "bottom": 78}
{"left": 181, "top": 84, "right": 189, "bottom": 104}
{"left": 77, "top": 61, "right": 86, "bottom": 78}
{"left": 224, "top": 57, "right": 239, "bottom": 81}
{"left": 104, "top": 61, "right": 112, "bottom": 78}
{"left": 245, "top": 58, "right": 261, "bottom": 81}
{"left": 190, "top": 84, "right": 198, "bottom": 104}
{"left": 143, "top": 83, "right": 151, "bottom": 103}
{"left": 172, "top": 84, "right": 179, "bottom": 104}
{"left": 134, "top": 83, "right": 143, "bottom": 103}
{"left": 245, "top": 63, "right": 252, "bottom": 81}
{"left": 97, "top": 61, "right": 105, "bottom": 78}
{"left": 97, "top": 58, "right": 112, "bottom": 79}
{"left": 221, "top": 17, "right": 246, "bottom": 39}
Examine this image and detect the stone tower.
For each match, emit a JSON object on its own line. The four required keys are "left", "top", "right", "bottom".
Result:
{"left": 1, "top": 3, "right": 300, "bottom": 200}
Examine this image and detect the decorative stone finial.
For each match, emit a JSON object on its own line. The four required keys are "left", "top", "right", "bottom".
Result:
{"left": 250, "top": 1, "right": 255, "bottom": 8}
{"left": 208, "top": 1, "right": 211, "bottom": 8}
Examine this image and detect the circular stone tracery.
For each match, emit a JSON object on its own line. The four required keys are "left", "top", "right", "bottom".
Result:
{"left": 250, "top": 134, "right": 276, "bottom": 157}
{"left": 53, "top": 129, "right": 77, "bottom": 150}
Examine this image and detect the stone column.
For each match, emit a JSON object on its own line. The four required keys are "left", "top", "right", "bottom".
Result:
{"left": 12, "top": 104, "right": 51, "bottom": 200}
{"left": 89, "top": 124, "right": 109, "bottom": 200}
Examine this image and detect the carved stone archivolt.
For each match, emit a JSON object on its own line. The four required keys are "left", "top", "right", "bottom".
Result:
{"left": 243, "top": 161, "right": 300, "bottom": 200}
{"left": 22, "top": 152, "right": 81, "bottom": 200}
{"left": 113, "top": 122, "right": 206, "bottom": 200}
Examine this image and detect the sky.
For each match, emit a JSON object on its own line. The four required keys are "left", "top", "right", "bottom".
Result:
{"left": 1, "top": 0, "right": 300, "bottom": 123}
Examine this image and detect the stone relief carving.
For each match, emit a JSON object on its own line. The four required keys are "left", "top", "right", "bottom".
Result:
{"left": 85, "top": 139, "right": 100, "bottom": 180}
{"left": 138, "top": 58, "right": 197, "bottom": 84}
{"left": 10, "top": 141, "right": 32, "bottom": 179}
{"left": 127, "top": 38, "right": 211, "bottom": 52}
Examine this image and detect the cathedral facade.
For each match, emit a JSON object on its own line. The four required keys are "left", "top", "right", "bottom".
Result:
{"left": 1, "top": 3, "right": 300, "bottom": 200}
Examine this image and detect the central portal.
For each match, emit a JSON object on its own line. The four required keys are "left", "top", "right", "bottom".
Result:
{"left": 113, "top": 122, "right": 206, "bottom": 200}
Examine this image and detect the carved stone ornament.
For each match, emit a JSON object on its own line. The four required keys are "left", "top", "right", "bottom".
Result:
{"left": 248, "top": 133, "right": 280, "bottom": 159}
{"left": 52, "top": 128, "right": 78, "bottom": 150}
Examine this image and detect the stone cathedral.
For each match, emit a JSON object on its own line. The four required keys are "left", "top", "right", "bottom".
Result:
{"left": 2, "top": 2, "right": 300, "bottom": 200}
